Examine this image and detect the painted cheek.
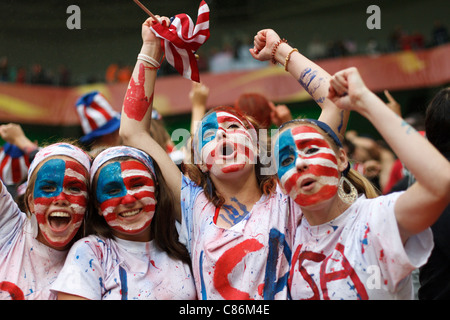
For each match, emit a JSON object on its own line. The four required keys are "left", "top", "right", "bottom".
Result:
{"left": 197, "top": 112, "right": 219, "bottom": 157}
{"left": 275, "top": 129, "right": 297, "bottom": 185}
{"left": 33, "top": 159, "right": 88, "bottom": 247}
{"left": 33, "top": 159, "right": 66, "bottom": 224}
{"left": 276, "top": 127, "right": 340, "bottom": 206}
{"left": 96, "top": 162, "right": 127, "bottom": 223}
{"left": 96, "top": 161, "right": 156, "bottom": 233}
{"left": 121, "top": 161, "right": 156, "bottom": 217}
{"left": 63, "top": 160, "right": 89, "bottom": 220}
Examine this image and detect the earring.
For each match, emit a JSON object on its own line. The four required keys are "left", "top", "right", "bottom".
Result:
{"left": 338, "top": 176, "right": 358, "bottom": 205}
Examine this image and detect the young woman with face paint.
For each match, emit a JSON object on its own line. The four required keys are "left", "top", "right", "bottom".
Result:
{"left": 278, "top": 67, "right": 450, "bottom": 299}
{"left": 52, "top": 146, "right": 196, "bottom": 300}
{"left": 0, "top": 143, "right": 91, "bottom": 300}
{"left": 119, "top": 17, "right": 347, "bottom": 300}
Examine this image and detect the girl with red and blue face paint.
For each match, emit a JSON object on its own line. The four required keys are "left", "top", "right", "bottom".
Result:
{"left": 0, "top": 142, "right": 91, "bottom": 300}
{"left": 119, "top": 17, "right": 347, "bottom": 300}
{"left": 52, "top": 146, "right": 196, "bottom": 300}
{"left": 277, "top": 68, "right": 450, "bottom": 299}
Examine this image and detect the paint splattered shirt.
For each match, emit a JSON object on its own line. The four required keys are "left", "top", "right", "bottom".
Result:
{"left": 0, "top": 182, "right": 67, "bottom": 300}
{"left": 51, "top": 235, "right": 197, "bottom": 300}
{"left": 289, "top": 192, "right": 433, "bottom": 300}
{"left": 179, "top": 175, "right": 298, "bottom": 300}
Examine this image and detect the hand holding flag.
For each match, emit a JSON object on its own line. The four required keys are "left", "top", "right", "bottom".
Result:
{"left": 150, "top": 1, "right": 210, "bottom": 82}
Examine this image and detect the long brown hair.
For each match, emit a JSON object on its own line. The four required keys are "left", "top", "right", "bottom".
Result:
{"left": 183, "top": 105, "right": 277, "bottom": 207}
{"left": 88, "top": 155, "right": 191, "bottom": 265}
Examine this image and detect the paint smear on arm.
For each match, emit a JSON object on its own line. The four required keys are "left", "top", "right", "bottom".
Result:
{"left": 123, "top": 63, "right": 154, "bottom": 121}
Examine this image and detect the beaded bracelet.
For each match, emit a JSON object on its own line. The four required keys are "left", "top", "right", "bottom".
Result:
{"left": 271, "top": 38, "right": 287, "bottom": 65}
{"left": 284, "top": 48, "right": 299, "bottom": 72}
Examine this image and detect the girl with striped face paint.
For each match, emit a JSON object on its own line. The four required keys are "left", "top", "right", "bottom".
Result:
{"left": 94, "top": 155, "right": 156, "bottom": 240}
{"left": 0, "top": 143, "right": 91, "bottom": 300}
{"left": 275, "top": 122, "right": 344, "bottom": 209}
{"left": 194, "top": 107, "right": 258, "bottom": 177}
{"left": 52, "top": 146, "right": 196, "bottom": 300}
{"left": 282, "top": 67, "right": 450, "bottom": 300}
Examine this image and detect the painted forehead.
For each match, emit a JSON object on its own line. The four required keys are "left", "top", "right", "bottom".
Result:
{"left": 97, "top": 159, "right": 153, "bottom": 182}
{"left": 200, "top": 111, "right": 247, "bottom": 130}
{"left": 35, "top": 157, "right": 88, "bottom": 178}
{"left": 96, "top": 159, "right": 154, "bottom": 202}
{"left": 276, "top": 125, "right": 329, "bottom": 150}
{"left": 33, "top": 158, "right": 88, "bottom": 197}
{"left": 196, "top": 111, "right": 248, "bottom": 151}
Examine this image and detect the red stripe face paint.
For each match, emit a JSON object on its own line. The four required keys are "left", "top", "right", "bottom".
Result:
{"left": 196, "top": 111, "right": 257, "bottom": 176}
{"left": 124, "top": 63, "right": 154, "bottom": 121}
{"left": 32, "top": 158, "right": 89, "bottom": 249}
{"left": 275, "top": 125, "right": 339, "bottom": 207}
{"left": 95, "top": 159, "right": 156, "bottom": 239}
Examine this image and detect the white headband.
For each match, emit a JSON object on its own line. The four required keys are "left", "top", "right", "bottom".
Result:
{"left": 27, "top": 143, "right": 91, "bottom": 184}
{"left": 90, "top": 146, "right": 156, "bottom": 185}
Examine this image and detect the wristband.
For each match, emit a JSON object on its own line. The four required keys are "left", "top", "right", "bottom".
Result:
{"left": 284, "top": 48, "right": 298, "bottom": 72}
{"left": 137, "top": 53, "right": 161, "bottom": 68}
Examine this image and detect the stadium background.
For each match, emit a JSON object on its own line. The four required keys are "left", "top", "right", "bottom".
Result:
{"left": 0, "top": 0, "right": 448, "bottom": 146}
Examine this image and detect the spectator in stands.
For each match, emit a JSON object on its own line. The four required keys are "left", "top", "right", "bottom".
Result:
{"left": 234, "top": 92, "right": 292, "bottom": 129}
{"left": 0, "top": 142, "right": 91, "bottom": 299}
{"left": 74, "top": 91, "right": 122, "bottom": 153}
{"left": 52, "top": 146, "right": 196, "bottom": 300}
{"left": 0, "top": 123, "right": 39, "bottom": 198}
{"left": 0, "top": 56, "right": 10, "bottom": 82}
{"left": 284, "top": 67, "right": 450, "bottom": 299}
{"left": 431, "top": 20, "right": 449, "bottom": 46}
{"left": 419, "top": 87, "right": 450, "bottom": 299}
{"left": 120, "top": 16, "right": 347, "bottom": 299}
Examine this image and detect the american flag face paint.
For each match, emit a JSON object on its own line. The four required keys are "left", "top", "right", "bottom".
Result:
{"left": 275, "top": 125, "right": 339, "bottom": 207}
{"left": 195, "top": 111, "right": 257, "bottom": 175}
{"left": 32, "top": 158, "right": 89, "bottom": 249}
{"left": 95, "top": 159, "right": 156, "bottom": 238}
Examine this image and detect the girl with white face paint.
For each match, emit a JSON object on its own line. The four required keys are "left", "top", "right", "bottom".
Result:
{"left": 0, "top": 142, "right": 91, "bottom": 300}
{"left": 52, "top": 146, "right": 196, "bottom": 300}
{"left": 278, "top": 67, "right": 450, "bottom": 299}
{"left": 119, "top": 17, "right": 347, "bottom": 300}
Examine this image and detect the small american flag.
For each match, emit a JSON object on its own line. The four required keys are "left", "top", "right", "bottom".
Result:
{"left": 151, "top": 0, "right": 210, "bottom": 82}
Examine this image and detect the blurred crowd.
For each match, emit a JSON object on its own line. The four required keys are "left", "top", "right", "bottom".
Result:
{"left": 0, "top": 21, "right": 448, "bottom": 87}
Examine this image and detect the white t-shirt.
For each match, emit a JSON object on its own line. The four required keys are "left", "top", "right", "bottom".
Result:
{"left": 289, "top": 192, "right": 433, "bottom": 300}
{"left": 51, "top": 235, "right": 197, "bottom": 300}
{"left": 0, "top": 182, "right": 67, "bottom": 300}
{"left": 179, "top": 175, "right": 299, "bottom": 300}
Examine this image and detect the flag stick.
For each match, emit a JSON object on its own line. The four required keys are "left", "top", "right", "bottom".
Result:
{"left": 133, "top": 0, "right": 160, "bottom": 23}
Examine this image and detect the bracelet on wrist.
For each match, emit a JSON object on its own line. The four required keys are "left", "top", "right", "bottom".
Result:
{"left": 271, "top": 38, "right": 287, "bottom": 65}
{"left": 137, "top": 53, "right": 161, "bottom": 68}
{"left": 284, "top": 48, "right": 298, "bottom": 72}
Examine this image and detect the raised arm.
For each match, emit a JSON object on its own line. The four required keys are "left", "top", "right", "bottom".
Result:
{"left": 328, "top": 67, "right": 450, "bottom": 243}
{"left": 119, "top": 16, "right": 182, "bottom": 220}
{"left": 250, "top": 29, "right": 348, "bottom": 137}
{"left": 189, "top": 81, "right": 209, "bottom": 134}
